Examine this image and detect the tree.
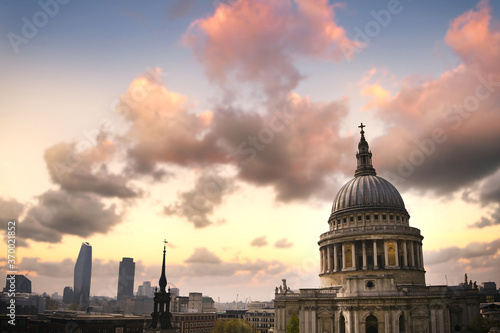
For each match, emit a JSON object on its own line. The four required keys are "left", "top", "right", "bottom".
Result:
{"left": 468, "top": 314, "right": 492, "bottom": 333}
{"left": 212, "top": 319, "right": 255, "bottom": 333}
{"left": 286, "top": 314, "right": 299, "bottom": 333}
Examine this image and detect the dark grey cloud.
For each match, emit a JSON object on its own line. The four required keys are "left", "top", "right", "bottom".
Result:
{"left": 164, "top": 169, "right": 236, "bottom": 228}
{"left": 250, "top": 236, "right": 268, "bottom": 247}
{"left": 424, "top": 238, "right": 500, "bottom": 286}
{"left": 0, "top": 197, "right": 24, "bottom": 222}
{"left": 274, "top": 238, "right": 293, "bottom": 249}
{"left": 21, "top": 190, "right": 123, "bottom": 243}
{"left": 44, "top": 139, "right": 141, "bottom": 199}
{"left": 425, "top": 238, "right": 500, "bottom": 266}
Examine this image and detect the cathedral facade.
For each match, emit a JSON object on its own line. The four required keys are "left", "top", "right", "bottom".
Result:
{"left": 274, "top": 125, "right": 479, "bottom": 333}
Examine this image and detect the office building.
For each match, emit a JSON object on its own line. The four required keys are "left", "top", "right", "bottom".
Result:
{"left": 73, "top": 242, "right": 92, "bottom": 306}
{"left": 117, "top": 257, "right": 135, "bottom": 301}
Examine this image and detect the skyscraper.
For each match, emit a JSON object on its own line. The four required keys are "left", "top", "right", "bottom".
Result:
{"left": 117, "top": 257, "right": 135, "bottom": 301}
{"left": 73, "top": 242, "right": 92, "bottom": 306}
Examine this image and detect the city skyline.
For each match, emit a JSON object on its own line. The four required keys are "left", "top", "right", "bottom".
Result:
{"left": 1, "top": 0, "right": 500, "bottom": 302}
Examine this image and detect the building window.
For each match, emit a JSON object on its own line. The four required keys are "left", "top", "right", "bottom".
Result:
{"left": 374, "top": 214, "right": 379, "bottom": 220}
{"left": 397, "top": 215, "right": 400, "bottom": 221}
{"left": 382, "top": 214, "right": 387, "bottom": 220}
{"left": 343, "top": 218, "right": 347, "bottom": 223}
{"left": 366, "top": 215, "right": 371, "bottom": 220}
{"left": 357, "top": 215, "right": 362, "bottom": 221}
{"left": 350, "top": 216, "right": 354, "bottom": 222}
{"left": 390, "top": 215, "right": 394, "bottom": 220}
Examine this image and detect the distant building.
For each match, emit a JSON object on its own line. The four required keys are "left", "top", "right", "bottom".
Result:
{"left": 245, "top": 308, "right": 275, "bottom": 333}
{"left": 73, "top": 242, "right": 92, "bottom": 306}
{"left": 0, "top": 293, "right": 45, "bottom": 315}
{"left": 217, "top": 309, "right": 248, "bottom": 320}
{"left": 137, "top": 281, "right": 156, "bottom": 298}
{"left": 188, "top": 292, "right": 202, "bottom": 313}
{"left": 3, "top": 275, "right": 31, "bottom": 294}
{"left": 170, "top": 287, "right": 180, "bottom": 297}
{"left": 171, "top": 312, "right": 216, "bottom": 333}
{"left": 28, "top": 312, "right": 144, "bottom": 332}
{"left": 480, "top": 282, "right": 500, "bottom": 303}
{"left": 480, "top": 303, "right": 500, "bottom": 326}
{"left": 171, "top": 293, "right": 215, "bottom": 313}
{"left": 117, "top": 257, "right": 135, "bottom": 301}
{"left": 62, "top": 286, "right": 73, "bottom": 304}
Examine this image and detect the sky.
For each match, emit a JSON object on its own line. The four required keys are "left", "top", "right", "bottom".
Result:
{"left": 1, "top": 0, "right": 500, "bottom": 303}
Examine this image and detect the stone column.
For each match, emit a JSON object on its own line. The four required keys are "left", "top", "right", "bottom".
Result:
{"left": 385, "top": 311, "right": 390, "bottom": 333}
{"left": 311, "top": 308, "right": 317, "bottom": 333}
{"left": 395, "top": 241, "right": 399, "bottom": 267}
{"left": 384, "top": 241, "right": 389, "bottom": 269}
{"left": 334, "top": 244, "right": 338, "bottom": 272}
{"left": 415, "top": 243, "right": 421, "bottom": 269}
{"left": 354, "top": 310, "right": 359, "bottom": 333}
{"left": 327, "top": 246, "right": 331, "bottom": 273}
{"left": 352, "top": 242, "right": 356, "bottom": 269}
{"left": 362, "top": 241, "right": 367, "bottom": 270}
{"left": 403, "top": 241, "right": 408, "bottom": 268}
{"left": 373, "top": 240, "right": 378, "bottom": 269}
{"left": 420, "top": 243, "right": 425, "bottom": 270}
{"left": 409, "top": 241, "right": 415, "bottom": 268}
{"left": 342, "top": 243, "right": 346, "bottom": 270}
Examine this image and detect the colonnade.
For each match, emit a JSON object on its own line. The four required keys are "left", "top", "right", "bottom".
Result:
{"left": 319, "top": 239, "right": 424, "bottom": 273}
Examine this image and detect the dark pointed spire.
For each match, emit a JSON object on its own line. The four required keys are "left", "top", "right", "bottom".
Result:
{"left": 355, "top": 123, "right": 377, "bottom": 177}
{"left": 159, "top": 239, "right": 167, "bottom": 293}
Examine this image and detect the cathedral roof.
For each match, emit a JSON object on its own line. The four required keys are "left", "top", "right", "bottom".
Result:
{"left": 331, "top": 123, "right": 406, "bottom": 215}
{"left": 332, "top": 174, "right": 405, "bottom": 213}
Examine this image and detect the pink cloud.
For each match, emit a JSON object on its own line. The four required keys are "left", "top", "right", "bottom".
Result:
{"left": 361, "top": 1, "right": 500, "bottom": 227}
{"left": 445, "top": 0, "right": 500, "bottom": 73}
{"left": 184, "top": 0, "right": 357, "bottom": 97}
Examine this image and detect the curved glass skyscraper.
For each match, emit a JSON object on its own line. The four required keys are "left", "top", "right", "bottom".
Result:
{"left": 73, "top": 242, "right": 92, "bottom": 306}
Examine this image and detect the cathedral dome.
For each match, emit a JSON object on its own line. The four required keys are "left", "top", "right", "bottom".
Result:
{"left": 332, "top": 174, "right": 405, "bottom": 214}
{"left": 331, "top": 123, "right": 407, "bottom": 216}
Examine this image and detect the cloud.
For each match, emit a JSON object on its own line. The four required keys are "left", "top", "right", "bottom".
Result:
{"left": 185, "top": 248, "right": 222, "bottom": 264}
{"left": 424, "top": 238, "right": 500, "bottom": 285}
{"left": 116, "top": 72, "right": 225, "bottom": 176}
{"left": 164, "top": 169, "right": 236, "bottom": 228}
{"left": 274, "top": 238, "right": 293, "bottom": 249}
{"left": 44, "top": 133, "right": 141, "bottom": 199}
{"left": 20, "top": 190, "right": 123, "bottom": 243}
{"left": 210, "top": 94, "right": 352, "bottom": 201}
{"left": 250, "top": 236, "right": 268, "bottom": 247}
{"left": 445, "top": 0, "right": 500, "bottom": 74}
{"left": 20, "top": 257, "right": 75, "bottom": 278}
{"left": 352, "top": 2, "right": 500, "bottom": 231}
{"left": 184, "top": 0, "right": 358, "bottom": 98}
{"left": 0, "top": 197, "right": 24, "bottom": 222}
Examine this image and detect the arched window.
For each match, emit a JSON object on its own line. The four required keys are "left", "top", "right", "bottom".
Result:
{"left": 366, "top": 315, "right": 378, "bottom": 333}
{"left": 399, "top": 314, "right": 406, "bottom": 333}
{"left": 339, "top": 314, "right": 345, "bottom": 333}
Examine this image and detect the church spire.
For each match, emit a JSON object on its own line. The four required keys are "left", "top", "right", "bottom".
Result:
{"left": 355, "top": 123, "right": 377, "bottom": 177}
{"left": 159, "top": 239, "right": 167, "bottom": 293}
